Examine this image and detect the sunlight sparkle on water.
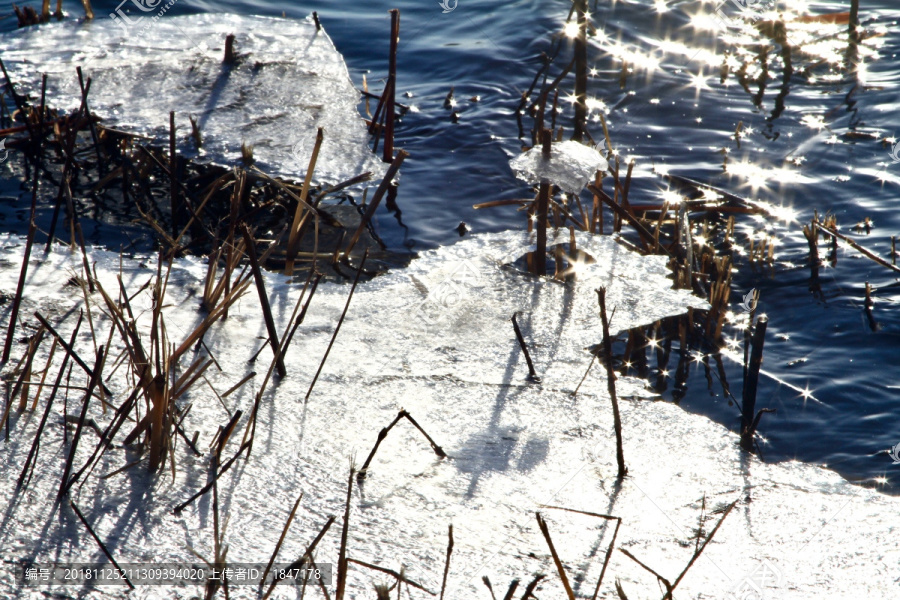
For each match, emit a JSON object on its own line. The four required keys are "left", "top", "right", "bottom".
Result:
{"left": 801, "top": 114, "right": 826, "bottom": 130}
{"left": 660, "top": 188, "right": 682, "bottom": 204}
{"left": 654, "top": 0, "right": 668, "bottom": 13}
{"left": 563, "top": 21, "right": 580, "bottom": 39}
{"left": 700, "top": 187, "right": 720, "bottom": 202}
{"left": 689, "top": 71, "right": 710, "bottom": 96}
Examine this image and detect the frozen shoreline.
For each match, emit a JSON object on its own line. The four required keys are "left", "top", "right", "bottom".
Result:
{"left": 0, "top": 231, "right": 895, "bottom": 599}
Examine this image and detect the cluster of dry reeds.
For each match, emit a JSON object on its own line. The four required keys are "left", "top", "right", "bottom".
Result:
{"left": 0, "top": 7, "right": 449, "bottom": 596}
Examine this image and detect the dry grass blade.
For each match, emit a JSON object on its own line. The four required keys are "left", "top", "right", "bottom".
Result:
{"left": 33, "top": 314, "right": 112, "bottom": 398}
{"left": 344, "top": 151, "right": 408, "bottom": 257}
{"left": 540, "top": 507, "right": 623, "bottom": 600}
{"left": 286, "top": 127, "right": 324, "bottom": 275}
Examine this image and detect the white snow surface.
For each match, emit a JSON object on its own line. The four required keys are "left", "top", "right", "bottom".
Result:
{"left": 0, "top": 230, "right": 895, "bottom": 599}
{"left": 0, "top": 14, "right": 385, "bottom": 185}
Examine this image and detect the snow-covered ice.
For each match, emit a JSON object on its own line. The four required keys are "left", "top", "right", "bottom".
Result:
{"left": 0, "top": 230, "right": 896, "bottom": 599}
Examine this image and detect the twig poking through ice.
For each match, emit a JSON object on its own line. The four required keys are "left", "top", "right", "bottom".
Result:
{"left": 335, "top": 464, "right": 355, "bottom": 600}
{"left": 172, "top": 441, "right": 250, "bottom": 514}
{"left": 242, "top": 225, "right": 286, "bottom": 378}
{"left": 440, "top": 524, "right": 453, "bottom": 600}
{"left": 597, "top": 288, "right": 627, "bottom": 479}
{"left": 511, "top": 312, "right": 541, "bottom": 383}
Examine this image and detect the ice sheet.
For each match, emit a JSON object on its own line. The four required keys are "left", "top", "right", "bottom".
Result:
{"left": 0, "top": 14, "right": 385, "bottom": 185}
{"left": 0, "top": 230, "right": 895, "bottom": 599}
{"left": 509, "top": 140, "right": 608, "bottom": 194}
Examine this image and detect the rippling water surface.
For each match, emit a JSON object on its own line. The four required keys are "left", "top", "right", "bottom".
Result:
{"left": 1, "top": 0, "right": 899, "bottom": 492}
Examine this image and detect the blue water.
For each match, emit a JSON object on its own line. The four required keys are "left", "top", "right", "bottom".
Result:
{"left": 3, "top": 0, "right": 900, "bottom": 492}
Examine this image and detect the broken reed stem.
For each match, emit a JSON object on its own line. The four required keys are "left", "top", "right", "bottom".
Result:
{"left": 535, "top": 512, "right": 576, "bottom": 600}
{"left": 169, "top": 111, "right": 178, "bottom": 239}
{"left": 586, "top": 183, "right": 670, "bottom": 257}
{"left": 539, "top": 506, "right": 621, "bottom": 600}
{"left": 172, "top": 441, "right": 250, "bottom": 514}
{"left": 740, "top": 316, "right": 768, "bottom": 452}
{"left": 572, "top": 0, "right": 588, "bottom": 142}
{"left": 357, "top": 409, "right": 446, "bottom": 479}
{"left": 2, "top": 158, "right": 41, "bottom": 364}
{"left": 69, "top": 500, "right": 134, "bottom": 589}
{"left": 7, "top": 327, "right": 45, "bottom": 416}
{"left": 534, "top": 129, "right": 552, "bottom": 275}
{"left": 620, "top": 548, "right": 671, "bottom": 596}
{"left": 590, "top": 516, "right": 621, "bottom": 599}
{"left": 260, "top": 492, "right": 304, "bottom": 587}
{"left": 597, "top": 288, "right": 627, "bottom": 478}
{"left": 440, "top": 525, "right": 453, "bottom": 600}
{"left": 241, "top": 225, "right": 286, "bottom": 378}
{"left": 262, "top": 515, "right": 336, "bottom": 600}
{"left": 344, "top": 150, "right": 408, "bottom": 257}
{"left": 347, "top": 558, "right": 433, "bottom": 594}
{"left": 335, "top": 465, "right": 355, "bottom": 600}
{"left": 305, "top": 250, "right": 368, "bottom": 402}
{"left": 817, "top": 222, "right": 900, "bottom": 274}
{"left": 35, "top": 312, "right": 113, "bottom": 396}
{"left": 58, "top": 347, "right": 104, "bottom": 501}
{"left": 17, "top": 312, "right": 83, "bottom": 490}
{"left": 286, "top": 127, "right": 324, "bottom": 275}
{"left": 666, "top": 499, "right": 738, "bottom": 598}
{"left": 383, "top": 9, "right": 400, "bottom": 163}
{"left": 511, "top": 312, "right": 540, "bottom": 382}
